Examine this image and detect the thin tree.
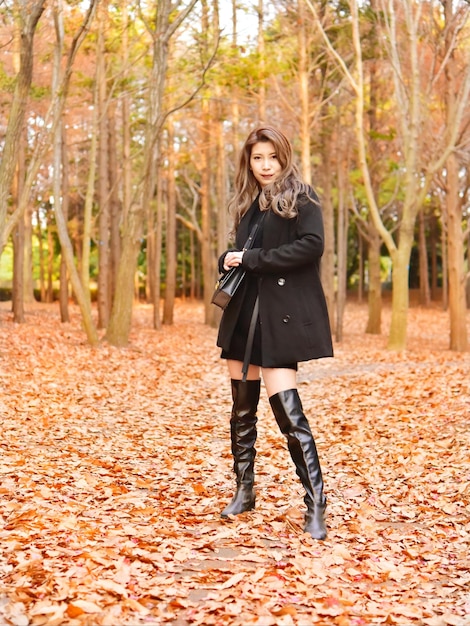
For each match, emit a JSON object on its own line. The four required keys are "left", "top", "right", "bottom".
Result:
{"left": 163, "top": 122, "right": 177, "bottom": 325}
{"left": 105, "top": 0, "right": 198, "bottom": 347}
{"left": 364, "top": 0, "right": 385, "bottom": 334}
{"left": 335, "top": 135, "right": 349, "bottom": 342}
{"left": 96, "top": 0, "right": 111, "bottom": 329}
{"left": 256, "top": 0, "right": 266, "bottom": 122}
{"left": 418, "top": 208, "right": 431, "bottom": 306}
{"left": 50, "top": 0, "right": 100, "bottom": 345}
{"left": 443, "top": 0, "right": 469, "bottom": 351}
{"left": 308, "top": 0, "right": 470, "bottom": 350}
{"left": 52, "top": 0, "right": 70, "bottom": 322}
{"left": 0, "top": 0, "right": 46, "bottom": 254}
{"left": 298, "top": 0, "right": 312, "bottom": 185}
{"left": 11, "top": 18, "right": 27, "bottom": 323}
{"left": 59, "top": 129, "right": 70, "bottom": 323}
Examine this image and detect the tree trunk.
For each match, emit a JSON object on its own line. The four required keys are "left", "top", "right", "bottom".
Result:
{"left": 153, "top": 171, "right": 164, "bottom": 330}
{"left": 190, "top": 230, "right": 196, "bottom": 300}
{"left": 335, "top": 155, "right": 347, "bottom": 342}
{"left": 467, "top": 231, "right": 470, "bottom": 309}
{"left": 441, "top": 207, "right": 448, "bottom": 311}
{"left": 388, "top": 241, "right": 413, "bottom": 350}
{"left": 46, "top": 213, "right": 54, "bottom": 303}
{"left": 200, "top": 96, "right": 216, "bottom": 326}
{"left": 12, "top": 138, "right": 26, "bottom": 323}
{"left": 0, "top": 1, "right": 46, "bottom": 254}
{"left": 54, "top": 197, "right": 99, "bottom": 345}
{"left": 230, "top": 0, "right": 240, "bottom": 163}
{"left": 444, "top": 0, "right": 468, "bottom": 351}
{"left": 215, "top": 94, "right": 227, "bottom": 259}
{"left": 108, "top": 99, "right": 121, "bottom": 302}
{"left": 365, "top": 26, "right": 383, "bottom": 333}
{"left": 23, "top": 206, "right": 34, "bottom": 304}
{"left": 59, "top": 127, "right": 70, "bottom": 323}
{"left": 298, "top": 0, "right": 311, "bottom": 185}
{"left": 214, "top": 93, "right": 226, "bottom": 324}
{"left": 11, "top": 19, "right": 26, "bottom": 322}
{"left": 52, "top": 2, "right": 70, "bottom": 322}
{"left": 357, "top": 232, "right": 364, "bottom": 304}
{"left": 163, "top": 123, "right": 177, "bottom": 325}
{"left": 319, "top": 134, "right": 335, "bottom": 329}
{"left": 49, "top": 0, "right": 98, "bottom": 344}
{"left": 147, "top": 197, "right": 156, "bottom": 305}
{"left": 257, "top": 0, "right": 266, "bottom": 122}
{"left": 366, "top": 229, "right": 382, "bottom": 334}
{"left": 105, "top": 216, "right": 141, "bottom": 345}
{"left": 81, "top": 80, "right": 99, "bottom": 306}
{"left": 418, "top": 209, "right": 430, "bottom": 306}
{"left": 97, "top": 0, "right": 111, "bottom": 328}
{"left": 118, "top": 0, "right": 132, "bottom": 312}
{"left": 36, "top": 213, "right": 46, "bottom": 302}
{"left": 12, "top": 221, "right": 25, "bottom": 323}
{"left": 429, "top": 212, "right": 439, "bottom": 302}
{"left": 446, "top": 153, "right": 467, "bottom": 350}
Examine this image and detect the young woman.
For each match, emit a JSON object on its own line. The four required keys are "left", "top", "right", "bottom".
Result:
{"left": 217, "top": 126, "right": 333, "bottom": 540}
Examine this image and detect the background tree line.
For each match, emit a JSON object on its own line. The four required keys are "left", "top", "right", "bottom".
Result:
{"left": 0, "top": 0, "right": 469, "bottom": 351}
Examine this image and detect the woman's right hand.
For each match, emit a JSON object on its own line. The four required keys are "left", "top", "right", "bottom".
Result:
{"left": 223, "top": 250, "right": 244, "bottom": 271}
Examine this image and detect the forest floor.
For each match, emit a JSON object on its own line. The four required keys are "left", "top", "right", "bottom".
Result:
{"left": 0, "top": 298, "right": 469, "bottom": 626}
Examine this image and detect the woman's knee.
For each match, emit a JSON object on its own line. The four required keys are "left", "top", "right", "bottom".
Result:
{"left": 227, "top": 360, "right": 260, "bottom": 381}
{"left": 262, "top": 368, "right": 297, "bottom": 398}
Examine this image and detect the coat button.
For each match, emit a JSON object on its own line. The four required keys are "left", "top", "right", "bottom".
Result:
{"left": 277, "top": 278, "right": 286, "bottom": 286}
{"left": 282, "top": 315, "right": 290, "bottom": 323}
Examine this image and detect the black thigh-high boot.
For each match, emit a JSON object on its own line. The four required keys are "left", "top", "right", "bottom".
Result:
{"left": 269, "top": 389, "right": 327, "bottom": 540}
{"left": 221, "top": 379, "right": 261, "bottom": 518}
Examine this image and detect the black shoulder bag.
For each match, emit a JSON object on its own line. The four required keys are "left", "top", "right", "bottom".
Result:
{"left": 211, "top": 214, "right": 264, "bottom": 310}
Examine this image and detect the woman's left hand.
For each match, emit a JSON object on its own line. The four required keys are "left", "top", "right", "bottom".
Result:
{"left": 223, "top": 251, "right": 244, "bottom": 271}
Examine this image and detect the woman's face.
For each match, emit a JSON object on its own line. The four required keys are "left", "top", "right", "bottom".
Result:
{"left": 249, "top": 141, "right": 282, "bottom": 188}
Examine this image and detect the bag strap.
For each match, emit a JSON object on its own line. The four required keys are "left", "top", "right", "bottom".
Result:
{"left": 242, "top": 210, "right": 266, "bottom": 251}
{"left": 240, "top": 211, "right": 266, "bottom": 381}
{"left": 241, "top": 295, "right": 259, "bottom": 382}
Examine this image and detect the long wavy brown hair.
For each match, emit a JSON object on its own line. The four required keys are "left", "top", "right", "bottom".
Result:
{"left": 228, "top": 126, "right": 315, "bottom": 233}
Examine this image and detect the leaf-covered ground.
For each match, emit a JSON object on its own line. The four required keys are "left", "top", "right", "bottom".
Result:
{"left": 0, "top": 299, "right": 469, "bottom": 626}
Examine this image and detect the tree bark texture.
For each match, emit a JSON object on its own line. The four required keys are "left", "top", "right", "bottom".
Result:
{"left": 163, "top": 123, "right": 177, "bottom": 325}
{"left": 97, "top": 0, "right": 111, "bottom": 329}
{"left": 418, "top": 210, "right": 431, "bottom": 307}
{"left": 0, "top": 1, "right": 46, "bottom": 254}
{"left": 443, "top": 0, "right": 468, "bottom": 351}
{"left": 365, "top": 230, "right": 382, "bottom": 335}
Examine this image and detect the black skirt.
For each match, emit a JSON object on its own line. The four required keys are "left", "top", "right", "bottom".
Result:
{"left": 221, "top": 273, "right": 262, "bottom": 364}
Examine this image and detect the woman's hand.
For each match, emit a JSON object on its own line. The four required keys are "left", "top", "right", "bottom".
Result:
{"left": 223, "top": 250, "right": 244, "bottom": 271}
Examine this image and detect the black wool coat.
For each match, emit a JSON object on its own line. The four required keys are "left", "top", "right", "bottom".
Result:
{"left": 217, "top": 192, "right": 334, "bottom": 366}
